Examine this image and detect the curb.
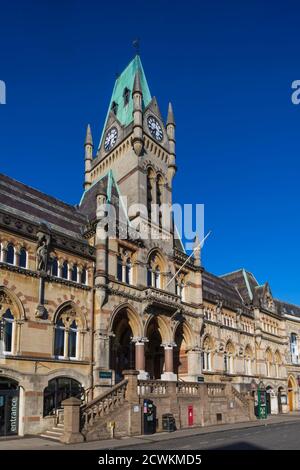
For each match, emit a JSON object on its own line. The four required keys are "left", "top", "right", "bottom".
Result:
{"left": 102, "top": 417, "right": 300, "bottom": 449}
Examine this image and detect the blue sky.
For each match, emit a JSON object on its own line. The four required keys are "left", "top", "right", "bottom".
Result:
{"left": 0, "top": 0, "right": 299, "bottom": 304}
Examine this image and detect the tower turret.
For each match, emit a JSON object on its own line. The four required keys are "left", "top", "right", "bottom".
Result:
{"left": 84, "top": 124, "right": 93, "bottom": 190}
{"left": 166, "top": 102, "right": 176, "bottom": 188}
{"left": 131, "top": 71, "right": 144, "bottom": 156}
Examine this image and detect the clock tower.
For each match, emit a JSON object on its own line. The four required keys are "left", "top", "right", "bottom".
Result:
{"left": 82, "top": 54, "right": 177, "bottom": 242}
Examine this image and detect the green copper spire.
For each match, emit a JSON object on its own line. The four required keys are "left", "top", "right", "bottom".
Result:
{"left": 98, "top": 55, "right": 152, "bottom": 149}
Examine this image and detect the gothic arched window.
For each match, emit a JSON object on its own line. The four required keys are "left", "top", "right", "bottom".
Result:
{"left": 54, "top": 309, "right": 82, "bottom": 360}
{"left": 125, "top": 259, "right": 132, "bottom": 284}
{"left": 117, "top": 255, "right": 123, "bottom": 282}
{"left": 71, "top": 265, "right": 78, "bottom": 282}
{"left": 81, "top": 268, "right": 87, "bottom": 285}
{"left": 62, "top": 261, "right": 68, "bottom": 279}
{"left": 202, "top": 336, "right": 213, "bottom": 372}
{"left": 6, "top": 244, "right": 15, "bottom": 265}
{"left": 52, "top": 258, "right": 58, "bottom": 277}
{"left": 19, "top": 248, "right": 27, "bottom": 268}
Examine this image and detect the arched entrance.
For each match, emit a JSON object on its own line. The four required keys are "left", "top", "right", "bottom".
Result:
{"left": 174, "top": 324, "right": 188, "bottom": 377}
{"left": 0, "top": 377, "right": 19, "bottom": 436}
{"left": 43, "top": 377, "right": 83, "bottom": 416}
{"left": 288, "top": 376, "right": 296, "bottom": 411}
{"left": 110, "top": 309, "right": 136, "bottom": 383}
{"left": 145, "top": 318, "right": 164, "bottom": 379}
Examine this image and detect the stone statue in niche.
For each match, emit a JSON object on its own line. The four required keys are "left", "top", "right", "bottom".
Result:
{"left": 36, "top": 232, "right": 51, "bottom": 273}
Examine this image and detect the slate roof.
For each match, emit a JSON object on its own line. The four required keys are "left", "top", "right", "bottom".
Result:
{"left": 220, "top": 269, "right": 259, "bottom": 303}
{"left": 202, "top": 270, "right": 244, "bottom": 310}
{"left": 275, "top": 299, "right": 300, "bottom": 317}
{"left": 0, "top": 173, "right": 87, "bottom": 240}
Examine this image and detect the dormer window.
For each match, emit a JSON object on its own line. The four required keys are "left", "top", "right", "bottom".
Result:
{"left": 123, "top": 87, "right": 130, "bottom": 106}
{"left": 111, "top": 101, "right": 118, "bottom": 115}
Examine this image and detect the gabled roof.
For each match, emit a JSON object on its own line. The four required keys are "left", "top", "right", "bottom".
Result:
{"left": 98, "top": 55, "right": 152, "bottom": 149}
{"left": 79, "top": 170, "right": 129, "bottom": 226}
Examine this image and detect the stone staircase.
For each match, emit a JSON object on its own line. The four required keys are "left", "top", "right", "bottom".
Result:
{"left": 40, "top": 408, "right": 65, "bottom": 441}
{"left": 40, "top": 422, "right": 64, "bottom": 441}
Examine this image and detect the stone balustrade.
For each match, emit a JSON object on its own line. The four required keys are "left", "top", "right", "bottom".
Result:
{"left": 81, "top": 379, "right": 128, "bottom": 431}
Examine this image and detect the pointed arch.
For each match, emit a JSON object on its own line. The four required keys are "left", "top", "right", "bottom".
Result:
{"left": 0, "top": 286, "right": 26, "bottom": 320}
{"left": 53, "top": 300, "right": 87, "bottom": 330}
{"left": 109, "top": 303, "right": 142, "bottom": 338}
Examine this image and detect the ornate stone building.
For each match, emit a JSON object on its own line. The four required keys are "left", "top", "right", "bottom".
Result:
{"left": 0, "top": 54, "right": 299, "bottom": 438}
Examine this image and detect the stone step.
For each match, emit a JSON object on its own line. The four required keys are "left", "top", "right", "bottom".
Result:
{"left": 40, "top": 426, "right": 64, "bottom": 441}
{"left": 40, "top": 433, "right": 61, "bottom": 441}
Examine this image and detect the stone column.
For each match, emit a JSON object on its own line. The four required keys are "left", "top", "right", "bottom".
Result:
{"left": 161, "top": 343, "right": 177, "bottom": 381}
{"left": 60, "top": 397, "right": 84, "bottom": 444}
{"left": 132, "top": 337, "right": 149, "bottom": 380}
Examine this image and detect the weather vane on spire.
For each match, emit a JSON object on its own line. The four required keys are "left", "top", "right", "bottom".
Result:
{"left": 133, "top": 38, "right": 140, "bottom": 55}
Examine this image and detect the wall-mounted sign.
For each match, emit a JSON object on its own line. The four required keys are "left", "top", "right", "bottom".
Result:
{"left": 99, "top": 371, "right": 112, "bottom": 379}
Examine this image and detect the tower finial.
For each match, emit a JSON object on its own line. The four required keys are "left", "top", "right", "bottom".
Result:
{"left": 167, "top": 102, "right": 175, "bottom": 126}
{"left": 85, "top": 124, "right": 93, "bottom": 147}
{"left": 133, "top": 70, "right": 142, "bottom": 95}
{"left": 132, "top": 38, "right": 140, "bottom": 56}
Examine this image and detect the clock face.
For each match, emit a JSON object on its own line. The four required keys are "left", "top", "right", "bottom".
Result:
{"left": 147, "top": 115, "right": 163, "bottom": 142}
{"left": 104, "top": 127, "right": 118, "bottom": 152}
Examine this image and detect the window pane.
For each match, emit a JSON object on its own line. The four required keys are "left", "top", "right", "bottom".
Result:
{"left": 117, "top": 257, "right": 123, "bottom": 282}
{"left": 6, "top": 245, "right": 14, "bottom": 265}
{"left": 71, "top": 265, "right": 77, "bottom": 282}
{"left": 68, "top": 330, "right": 77, "bottom": 358}
{"left": 52, "top": 258, "right": 58, "bottom": 276}
{"left": 19, "top": 249, "right": 27, "bottom": 268}
{"left": 147, "top": 268, "right": 152, "bottom": 287}
{"left": 4, "top": 320, "right": 12, "bottom": 352}
{"left": 54, "top": 328, "right": 64, "bottom": 356}
{"left": 62, "top": 262, "right": 68, "bottom": 279}
{"left": 81, "top": 269, "right": 86, "bottom": 284}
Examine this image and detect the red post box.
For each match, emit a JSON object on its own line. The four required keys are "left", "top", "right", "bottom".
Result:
{"left": 188, "top": 405, "right": 193, "bottom": 426}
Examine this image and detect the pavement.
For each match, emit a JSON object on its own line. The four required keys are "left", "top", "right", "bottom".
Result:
{"left": 1, "top": 413, "right": 300, "bottom": 450}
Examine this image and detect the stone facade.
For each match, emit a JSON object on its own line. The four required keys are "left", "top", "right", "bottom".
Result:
{"left": 0, "top": 54, "right": 299, "bottom": 438}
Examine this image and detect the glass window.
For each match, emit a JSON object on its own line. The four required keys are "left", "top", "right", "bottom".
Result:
{"left": 154, "top": 268, "right": 160, "bottom": 289}
{"left": 19, "top": 248, "right": 27, "bottom": 268}
{"left": 62, "top": 261, "right": 68, "bottom": 279}
{"left": 147, "top": 268, "right": 152, "bottom": 287}
{"left": 54, "top": 318, "right": 65, "bottom": 357}
{"left": 52, "top": 258, "right": 58, "bottom": 276}
{"left": 81, "top": 268, "right": 87, "bottom": 284}
{"left": 68, "top": 320, "right": 77, "bottom": 358}
{"left": 2, "top": 309, "right": 14, "bottom": 353}
{"left": 125, "top": 260, "right": 131, "bottom": 284}
{"left": 117, "top": 256, "right": 123, "bottom": 282}
{"left": 6, "top": 244, "right": 14, "bottom": 265}
{"left": 71, "top": 265, "right": 78, "bottom": 282}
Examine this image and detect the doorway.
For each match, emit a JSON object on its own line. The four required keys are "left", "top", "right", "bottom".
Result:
{"left": 0, "top": 377, "right": 19, "bottom": 437}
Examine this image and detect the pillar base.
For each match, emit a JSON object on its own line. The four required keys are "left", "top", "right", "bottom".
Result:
{"left": 161, "top": 372, "right": 177, "bottom": 381}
